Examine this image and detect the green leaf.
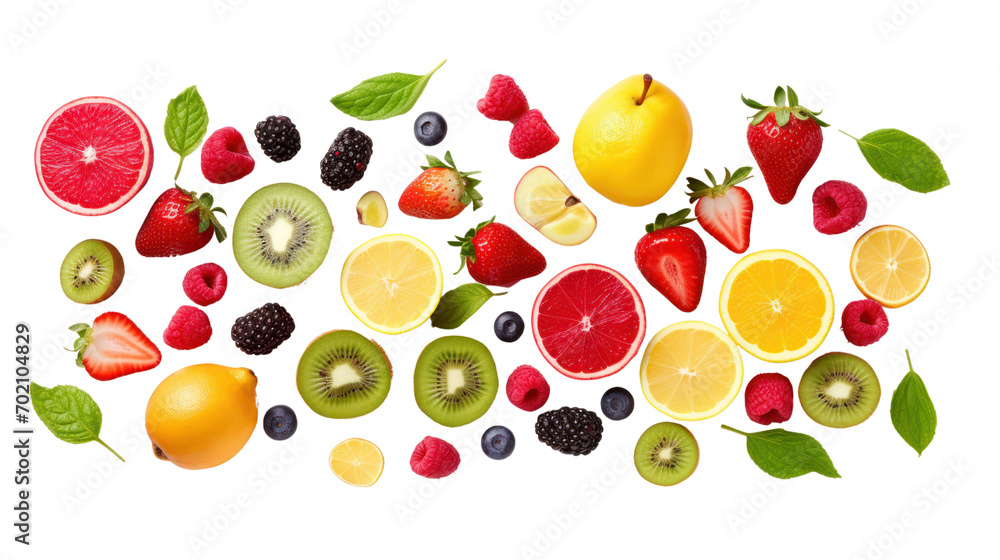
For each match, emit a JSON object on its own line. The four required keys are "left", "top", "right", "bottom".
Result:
{"left": 164, "top": 86, "right": 209, "bottom": 159}
{"left": 331, "top": 60, "right": 446, "bottom": 121}
{"left": 890, "top": 350, "right": 937, "bottom": 456}
{"left": 722, "top": 425, "right": 840, "bottom": 479}
{"left": 843, "top": 128, "right": 950, "bottom": 193}
{"left": 430, "top": 283, "right": 505, "bottom": 329}
{"left": 30, "top": 382, "right": 124, "bottom": 462}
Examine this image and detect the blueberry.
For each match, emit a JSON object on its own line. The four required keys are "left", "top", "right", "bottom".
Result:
{"left": 414, "top": 111, "right": 447, "bottom": 146}
{"left": 481, "top": 425, "right": 515, "bottom": 460}
{"left": 494, "top": 311, "right": 524, "bottom": 342}
{"left": 600, "top": 387, "right": 634, "bottom": 421}
{"left": 263, "top": 405, "right": 297, "bottom": 440}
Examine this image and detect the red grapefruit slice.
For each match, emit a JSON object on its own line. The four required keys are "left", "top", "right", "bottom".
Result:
{"left": 531, "top": 263, "right": 646, "bottom": 380}
{"left": 35, "top": 97, "right": 153, "bottom": 216}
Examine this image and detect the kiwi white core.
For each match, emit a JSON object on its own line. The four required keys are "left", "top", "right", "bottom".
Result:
{"left": 446, "top": 367, "right": 466, "bottom": 394}
{"left": 826, "top": 380, "right": 854, "bottom": 400}
{"left": 329, "top": 363, "right": 362, "bottom": 388}
{"left": 267, "top": 217, "right": 295, "bottom": 253}
{"left": 658, "top": 447, "right": 674, "bottom": 462}
{"left": 79, "top": 261, "right": 96, "bottom": 279}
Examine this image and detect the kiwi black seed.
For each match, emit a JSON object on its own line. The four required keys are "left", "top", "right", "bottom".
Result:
{"left": 798, "top": 351, "right": 881, "bottom": 428}
{"left": 413, "top": 336, "right": 498, "bottom": 427}
{"left": 233, "top": 183, "right": 333, "bottom": 289}
{"left": 634, "top": 422, "right": 699, "bottom": 486}
{"left": 59, "top": 239, "right": 124, "bottom": 304}
{"left": 296, "top": 330, "right": 392, "bottom": 419}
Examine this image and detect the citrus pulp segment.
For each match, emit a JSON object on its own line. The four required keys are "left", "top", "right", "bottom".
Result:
{"left": 639, "top": 321, "right": 743, "bottom": 420}
{"left": 850, "top": 225, "right": 929, "bottom": 308}
{"left": 341, "top": 234, "right": 443, "bottom": 334}
{"left": 531, "top": 263, "right": 645, "bottom": 380}
{"left": 719, "top": 249, "right": 834, "bottom": 363}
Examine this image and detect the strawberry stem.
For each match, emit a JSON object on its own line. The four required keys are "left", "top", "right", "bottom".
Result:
{"left": 645, "top": 209, "right": 694, "bottom": 233}
{"left": 636, "top": 74, "right": 653, "bottom": 106}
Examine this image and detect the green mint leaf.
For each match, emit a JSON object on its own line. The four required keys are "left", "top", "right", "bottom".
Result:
{"left": 890, "top": 351, "right": 937, "bottom": 456}
{"left": 430, "top": 283, "right": 505, "bottom": 329}
{"left": 331, "top": 60, "right": 446, "bottom": 121}
{"left": 843, "top": 128, "right": 950, "bottom": 193}
{"left": 164, "top": 86, "right": 209, "bottom": 159}
{"left": 30, "top": 382, "right": 124, "bottom": 462}
{"left": 722, "top": 425, "right": 840, "bottom": 479}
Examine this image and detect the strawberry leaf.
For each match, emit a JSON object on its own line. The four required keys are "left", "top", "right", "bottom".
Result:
{"left": 842, "top": 129, "right": 949, "bottom": 193}
{"left": 331, "top": 60, "right": 446, "bottom": 121}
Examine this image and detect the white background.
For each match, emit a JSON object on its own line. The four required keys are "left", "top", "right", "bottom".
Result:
{"left": 4, "top": 0, "right": 998, "bottom": 558}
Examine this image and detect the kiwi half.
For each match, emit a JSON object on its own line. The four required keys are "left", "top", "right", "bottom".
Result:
{"left": 414, "top": 336, "right": 498, "bottom": 427}
{"left": 799, "top": 351, "right": 881, "bottom": 428}
{"left": 233, "top": 183, "right": 332, "bottom": 288}
{"left": 634, "top": 422, "right": 699, "bottom": 486}
{"left": 297, "top": 330, "right": 391, "bottom": 419}
{"left": 59, "top": 239, "right": 124, "bottom": 304}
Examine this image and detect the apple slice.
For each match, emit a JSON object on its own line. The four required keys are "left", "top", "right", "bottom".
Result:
{"left": 357, "top": 191, "right": 388, "bottom": 227}
{"left": 514, "top": 167, "right": 597, "bottom": 246}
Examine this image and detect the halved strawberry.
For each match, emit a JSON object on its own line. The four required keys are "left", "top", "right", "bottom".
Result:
{"left": 70, "top": 312, "right": 161, "bottom": 381}
{"left": 686, "top": 167, "right": 754, "bottom": 254}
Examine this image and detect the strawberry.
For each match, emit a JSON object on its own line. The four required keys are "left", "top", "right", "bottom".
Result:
{"left": 634, "top": 210, "right": 707, "bottom": 313}
{"left": 742, "top": 86, "right": 829, "bottom": 204}
{"left": 686, "top": 167, "right": 754, "bottom": 253}
{"left": 398, "top": 152, "right": 483, "bottom": 220}
{"left": 135, "top": 187, "right": 227, "bottom": 257}
{"left": 69, "top": 312, "right": 162, "bottom": 381}
{"left": 450, "top": 217, "right": 546, "bottom": 287}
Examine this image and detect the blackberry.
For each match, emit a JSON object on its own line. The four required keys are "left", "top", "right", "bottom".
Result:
{"left": 254, "top": 116, "right": 301, "bottom": 162}
{"left": 535, "top": 406, "right": 603, "bottom": 456}
{"left": 231, "top": 303, "right": 295, "bottom": 355}
{"left": 320, "top": 127, "right": 373, "bottom": 191}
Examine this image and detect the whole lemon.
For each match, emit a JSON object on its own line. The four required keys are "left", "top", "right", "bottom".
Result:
{"left": 145, "top": 364, "right": 258, "bottom": 470}
{"left": 573, "top": 74, "right": 693, "bottom": 207}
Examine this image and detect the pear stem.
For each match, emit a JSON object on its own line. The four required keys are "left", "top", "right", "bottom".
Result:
{"left": 636, "top": 74, "right": 653, "bottom": 105}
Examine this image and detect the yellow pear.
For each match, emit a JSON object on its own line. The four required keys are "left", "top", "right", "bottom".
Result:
{"left": 573, "top": 74, "right": 693, "bottom": 207}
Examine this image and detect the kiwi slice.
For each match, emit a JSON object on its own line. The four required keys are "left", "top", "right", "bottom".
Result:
{"left": 233, "top": 183, "right": 332, "bottom": 288}
{"left": 634, "top": 422, "right": 699, "bottom": 486}
{"left": 59, "top": 239, "right": 124, "bottom": 304}
{"left": 414, "top": 336, "right": 498, "bottom": 427}
{"left": 296, "top": 330, "right": 391, "bottom": 419}
{"left": 799, "top": 351, "right": 881, "bottom": 428}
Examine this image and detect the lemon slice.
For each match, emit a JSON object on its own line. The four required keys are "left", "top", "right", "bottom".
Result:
{"left": 719, "top": 249, "right": 834, "bottom": 363}
{"left": 329, "top": 438, "right": 384, "bottom": 487}
{"left": 850, "top": 225, "right": 929, "bottom": 308}
{"left": 640, "top": 321, "right": 743, "bottom": 420}
{"left": 341, "top": 234, "right": 443, "bottom": 334}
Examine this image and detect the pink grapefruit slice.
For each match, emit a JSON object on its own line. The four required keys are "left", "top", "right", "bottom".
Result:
{"left": 35, "top": 96, "right": 153, "bottom": 216}
{"left": 531, "top": 263, "right": 646, "bottom": 380}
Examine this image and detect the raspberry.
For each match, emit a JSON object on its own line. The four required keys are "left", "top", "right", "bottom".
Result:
{"left": 200, "top": 127, "right": 255, "bottom": 184}
{"left": 744, "top": 373, "right": 794, "bottom": 425}
{"left": 320, "top": 127, "right": 373, "bottom": 191}
{"left": 509, "top": 109, "right": 559, "bottom": 159}
{"left": 812, "top": 180, "right": 867, "bottom": 234}
{"left": 477, "top": 74, "right": 529, "bottom": 121}
{"left": 506, "top": 365, "right": 550, "bottom": 411}
{"left": 841, "top": 299, "right": 889, "bottom": 346}
{"left": 231, "top": 303, "right": 295, "bottom": 355}
{"left": 410, "top": 436, "right": 460, "bottom": 479}
{"left": 254, "top": 115, "right": 301, "bottom": 162}
{"left": 163, "top": 305, "right": 212, "bottom": 350}
{"left": 182, "top": 263, "right": 227, "bottom": 306}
